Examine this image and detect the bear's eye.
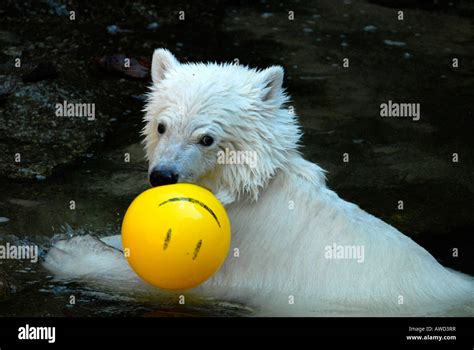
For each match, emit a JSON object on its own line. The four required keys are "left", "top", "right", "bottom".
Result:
{"left": 199, "top": 135, "right": 214, "bottom": 147}
{"left": 157, "top": 123, "right": 166, "bottom": 134}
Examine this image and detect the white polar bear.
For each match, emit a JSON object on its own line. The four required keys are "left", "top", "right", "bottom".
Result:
{"left": 43, "top": 49, "right": 473, "bottom": 316}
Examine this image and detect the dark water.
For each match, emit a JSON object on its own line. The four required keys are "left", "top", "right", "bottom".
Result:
{"left": 0, "top": 0, "right": 472, "bottom": 316}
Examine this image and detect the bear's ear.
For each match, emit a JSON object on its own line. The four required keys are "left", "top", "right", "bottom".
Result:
{"left": 258, "top": 66, "right": 284, "bottom": 103}
{"left": 151, "top": 48, "right": 180, "bottom": 83}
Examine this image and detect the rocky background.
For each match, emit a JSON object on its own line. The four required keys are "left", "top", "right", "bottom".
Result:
{"left": 0, "top": 0, "right": 472, "bottom": 315}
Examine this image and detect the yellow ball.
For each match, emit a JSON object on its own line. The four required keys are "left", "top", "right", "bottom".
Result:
{"left": 121, "top": 183, "right": 231, "bottom": 290}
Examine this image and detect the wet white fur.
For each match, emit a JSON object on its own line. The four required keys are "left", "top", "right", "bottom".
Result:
{"left": 43, "top": 49, "right": 473, "bottom": 316}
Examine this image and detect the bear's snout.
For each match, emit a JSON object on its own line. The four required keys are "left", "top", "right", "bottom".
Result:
{"left": 149, "top": 167, "right": 179, "bottom": 187}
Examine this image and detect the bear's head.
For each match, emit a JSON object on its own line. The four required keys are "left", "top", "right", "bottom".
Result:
{"left": 143, "top": 49, "right": 302, "bottom": 204}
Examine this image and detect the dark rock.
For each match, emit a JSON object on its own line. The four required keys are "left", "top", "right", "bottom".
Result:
{"left": 22, "top": 63, "right": 58, "bottom": 83}
{"left": 0, "top": 85, "right": 12, "bottom": 106}
{"left": 0, "top": 30, "right": 20, "bottom": 44}
{"left": 0, "top": 81, "right": 111, "bottom": 179}
{"left": 0, "top": 269, "right": 17, "bottom": 300}
{"left": 95, "top": 55, "right": 150, "bottom": 80}
{"left": 46, "top": 0, "right": 70, "bottom": 17}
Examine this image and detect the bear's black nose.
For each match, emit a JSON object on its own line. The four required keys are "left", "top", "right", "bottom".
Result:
{"left": 149, "top": 168, "right": 179, "bottom": 187}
